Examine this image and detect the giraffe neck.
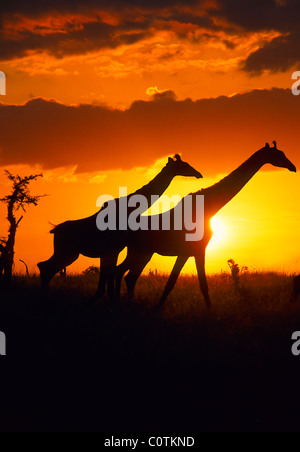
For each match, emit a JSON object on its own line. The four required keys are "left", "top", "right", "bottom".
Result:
{"left": 130, "top": 165, "right": 174, "bottom": 206}
{"left": 199, "top": 151, "right": 266, "bottom": 218}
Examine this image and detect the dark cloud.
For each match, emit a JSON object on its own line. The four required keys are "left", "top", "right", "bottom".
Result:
{"left": 0, "top": 1, "right": 210, "bottom": 61}
{"left": 217, "top": 0, "right": 280, "bottom": 32}
{"left": 244, "top": 32, "right": 300, "bottom": 73}
{"left": 153, "top": 90, "right": 177, "bottom": 101}
{"left": 217, "top": 0, "right": 300, "bottom": 72}
{"left": 1, "top": 0, "right": 299, "bottom": 72}
{"left": 0, "top": 0, "right": 200, "bottom": 16}
{"left": 0, "top": 20, "right": 152, "bottom": 60}
{"left": 0, "top": 89, "right": 298, "bottom": 175}
{"left": 218, "top": 0, "right": 300, "bottom": 32}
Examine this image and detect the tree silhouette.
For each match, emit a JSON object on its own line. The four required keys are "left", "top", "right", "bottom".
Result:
{"left": 83, "top": 266, "right": 100, "bottom": 276}
{"left": 0, "top": 171, "right": 44, "bottom": 287}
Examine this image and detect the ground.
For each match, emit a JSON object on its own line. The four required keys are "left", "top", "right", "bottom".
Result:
{"left": 0, "top": 271, "right": 300, "bottom": 432}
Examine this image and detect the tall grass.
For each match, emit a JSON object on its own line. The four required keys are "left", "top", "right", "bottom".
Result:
{"left": 1, "top": 271, "right": 300, "bottom": 432}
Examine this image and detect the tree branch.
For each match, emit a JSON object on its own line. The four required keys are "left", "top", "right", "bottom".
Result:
{"left": 16, "top": 216, "right": 23, "bottom": 227}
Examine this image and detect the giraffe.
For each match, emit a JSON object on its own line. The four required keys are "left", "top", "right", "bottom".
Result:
{"left": 37, "top": 155, "right": 202, "bottom": 300}
{"left": 115, "top": 142, "right": 296, "bottom": 307}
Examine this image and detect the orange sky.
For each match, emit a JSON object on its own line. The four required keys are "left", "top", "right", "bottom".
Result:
{"left": 0, "top": 0, "right": 299, "bottom": 277}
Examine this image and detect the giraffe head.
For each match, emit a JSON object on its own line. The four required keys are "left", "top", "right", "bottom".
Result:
{"left": 167, "top": 154, "right": 203, "bottom": 179}
{"left": 261, "top": 141, "right": 296, "bottom": 172}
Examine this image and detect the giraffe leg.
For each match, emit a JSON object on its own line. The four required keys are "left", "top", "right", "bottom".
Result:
{"left": 94, "top": 254, "right": 118, "bottom": 302}
{"left": 115, "top": 257, "right": 132, "bottom": 302}
{"left": 38, "top": 252, "right": 79, "bottom": 294}
{"left": 94, "top": 259, "right": 107, "bottom": 299}
{"left": 38, "top": 228, "right": 80, "bottom": 295}
{"left": 159, "top": 256, "right": 188, "bottom": 306}
{"left": 125, "top": 254, "right": 153, "bottom": 301}
{"left": 195, "top": 254, "right": 211, "bottom": 309}
{"left": 106, "top": 254, "right": 118, "bottom": 302}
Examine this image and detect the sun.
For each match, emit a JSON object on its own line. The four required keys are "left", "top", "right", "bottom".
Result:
{"left": 209, "top": 216, "right": 228, "bottom": 247}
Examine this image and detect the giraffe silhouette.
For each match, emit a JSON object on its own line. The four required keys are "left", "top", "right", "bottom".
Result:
{"left": 37, "top": 155, "right": 202, "bottom": 300}
{"left": 115, "top": 142, "right": 296, "bottom": 307}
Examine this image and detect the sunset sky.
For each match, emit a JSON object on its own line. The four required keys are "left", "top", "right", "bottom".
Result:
{"left": 0, "top": 0, "right": 299, "bottom": 276}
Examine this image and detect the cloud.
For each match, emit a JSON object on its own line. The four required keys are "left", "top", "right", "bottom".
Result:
{"left": 217, "top": 0, "right": 299, "bottom": 32}
{"left": 243, "top": 32, "right": 300, "bottom": 73}
{"left": 0, "top": 89, "right": 298, "bottom": 175}
{"left": 216, "top": 0, "right": 300, "bottom": 72}
{"left": 0, "top": 16, "right": 153, "bottom": 61}
{"left": 153, "top": 90, "right": 177, "bottom": 101}
{"left": 0, "top": 1, "right": 202, "bottom": 16}
{"left": 146, "top": 86, "right": 177, "bottom": 101}
{"left": 88, "top": 174, "right": 107, "bottom": 184}
{"left": 1, "top": 0, "right": 298, "bottom": 73}
{"left": 0, "top": 1, "right": 207, "bottom": 62}
{"left": 146, "top": 86, "right": 167, "bottom": 96}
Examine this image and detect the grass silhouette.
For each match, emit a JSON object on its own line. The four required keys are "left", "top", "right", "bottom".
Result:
{"left": 0, "top": 271, "right": 300, "bottom": 432}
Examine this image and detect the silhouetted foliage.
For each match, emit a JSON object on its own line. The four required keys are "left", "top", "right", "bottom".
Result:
{"left": 0, "top": 171, "right": 44, "bottom": 288}
{"left": 19, "top": 259, "right": 30, "bottom": 277}
{"left": 291, "top": 275, "right": 300, "bottom": 303}
{"left": 60, "top": 268, "right": 67, "bottom": 279}
{"left": 228, "top": 259, "right": 241, "bottom": 292}
{"left": 83, "top": 266, "right": 100, "bottom": 276}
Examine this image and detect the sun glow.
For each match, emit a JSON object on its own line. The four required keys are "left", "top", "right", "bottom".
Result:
{"left": 209, "top": 216, "right": 228, "bottom": 248}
